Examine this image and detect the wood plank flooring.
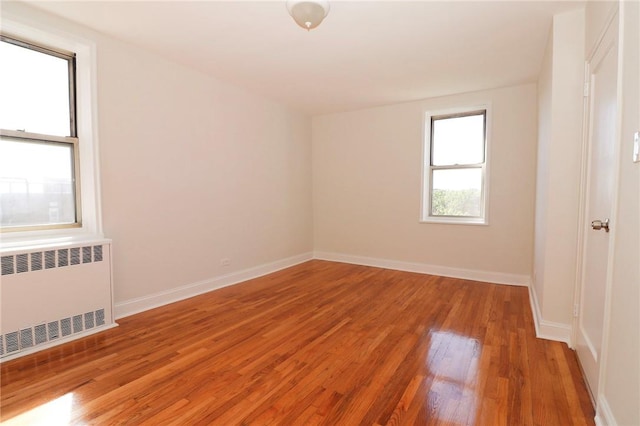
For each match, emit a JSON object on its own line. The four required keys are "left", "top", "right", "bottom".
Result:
{"left": 1, "top": 260, "right": 595, "bottom": 425}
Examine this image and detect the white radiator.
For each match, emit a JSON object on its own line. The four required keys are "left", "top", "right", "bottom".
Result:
{"left": 0, "top": 239, "right": 115, "bottom": 361}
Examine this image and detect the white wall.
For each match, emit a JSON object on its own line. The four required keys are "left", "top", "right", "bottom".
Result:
{"left": 313, "top": 84, "right": 537, "bottom": 282}
{"left": 598, "top": 1, "right": 640, "bottom": 424}
{"left": 99, "top": 37, "right": 313, "bottom": 306}
{"left": 3, "top": 3, "right": 314, "bottom": 312}
{"left": 534, "top": 29, "right": 553, "bottom": 320}
{"left": 532, "top": 8, "right": 585, "bottom": 341}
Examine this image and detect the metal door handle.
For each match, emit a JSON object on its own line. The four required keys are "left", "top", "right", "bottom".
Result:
{"left": 591, "top": 218, "right": 610, "bottom": 232}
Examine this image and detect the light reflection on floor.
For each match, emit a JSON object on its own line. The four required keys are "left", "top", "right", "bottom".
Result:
{"left": 426, "top": 330, "right": 481, "bottom": 425}
{"left": 2, "top": 393, "right": 73, "bottom": 426}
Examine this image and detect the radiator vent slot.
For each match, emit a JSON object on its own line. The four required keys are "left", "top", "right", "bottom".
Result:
{"left": 1, "top": 256, "right": 14, "bottom": 275}
{"left": 72, "top": 315, "right": 83, "bottom": 333}
{"left": 94, "top": 246, "right": 103, "bottom": 262}
{"left": 85, "top": 312, "right": 95, "bottom": 329}
{"left": 70, "top": 247, "right": 80, "bottom": 265}
{"left": 45, "top": 250, "right": 56, "bottom": 269}
{"left": 1, "top": 308, "right": 108, "bottom": 359}
{"left": 31, "top": 252, "right": 43, "bottom": 271}
{"left": 20, "top": 329, "right": 33, "bottom": 349}
{"left": 5, "top": 332, "right": 19, "bottom": 353}
{"left": 58, "top": 249, "right": 69, "bottom": 268}
{"left": 16, "top": 254, "right": 29, "bottom": 273}
{"left": 96, "top": 309, "right": 105, "bottom": 326}
{"left": 48, "top": 322, "right": 60, "bottom": 340}
{"left": 34, "top": 324, "right": 47, "bottom": 345}
{"left": 82, "top": 246, "right": 92, "bottom": 263}
{"left": 0, "top": 245, "right": 104, "bottom": 275}
{"left": 61, "top": 318, "right": 72, "bottom": 337}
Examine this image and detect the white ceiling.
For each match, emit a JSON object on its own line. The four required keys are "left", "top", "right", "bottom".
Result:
{"left": 25, "top": 0, "right": 583, "bottom": 116}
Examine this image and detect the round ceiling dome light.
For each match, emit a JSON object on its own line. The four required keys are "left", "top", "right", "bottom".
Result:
{"left": 286, "top": 0, "right": 330, "bottom": 31}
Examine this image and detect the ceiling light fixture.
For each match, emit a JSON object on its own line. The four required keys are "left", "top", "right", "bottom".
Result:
{"left": 286, "top": 0, "right": 330, "bottom": 31}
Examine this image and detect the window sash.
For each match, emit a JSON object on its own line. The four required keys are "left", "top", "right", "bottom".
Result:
{"left": 430, "top": 110, "right": 486, "bottom": 167}
{"left": 0, "top": 35, "right": 77, "bottom": 138}
{"left": 429, "top": 165, "right": 485, "bottom": 218}
{"left": 0, "top": 131, "right": 82, "bottom": 232}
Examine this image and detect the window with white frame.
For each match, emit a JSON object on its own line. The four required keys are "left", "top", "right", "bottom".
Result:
{"left": 0, "top": 35, "right": 80, "bottom": 232}
{"left": 422, "top": 108, "right": 488, "bottom": 224}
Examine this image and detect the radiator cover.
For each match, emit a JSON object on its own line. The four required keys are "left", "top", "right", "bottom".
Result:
{"left": 1, "top": 239, "right": 115, "bottom": 361}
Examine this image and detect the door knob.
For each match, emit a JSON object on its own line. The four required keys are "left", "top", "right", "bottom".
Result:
{"left": 591, "top": 218, "right": 610, "bottom": 232}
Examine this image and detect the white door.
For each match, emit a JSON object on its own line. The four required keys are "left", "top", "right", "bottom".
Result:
{"left": 576, "top": 15, "right": 618, "bottom": 397}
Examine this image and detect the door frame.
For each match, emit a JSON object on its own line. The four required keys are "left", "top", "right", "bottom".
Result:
{"left": 571, "top": 5, "right": 622, "bottom": 402}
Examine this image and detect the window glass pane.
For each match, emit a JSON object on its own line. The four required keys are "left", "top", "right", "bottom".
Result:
{"left": 0, "top": 138, "right": 76, "bottom": 228}
{"left": 0, "top": 40, "right": 71, "bottom": 137}
{"left": 432, "top": 113, "right": 484, "bottom": 166}
{"left": 431, "top": 168, "right": 482, "bottom": 217}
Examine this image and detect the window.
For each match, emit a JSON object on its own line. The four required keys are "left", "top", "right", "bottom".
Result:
{"left": 422, "top": 108, "right": 488, "bottom": 224}
{"left": 0, "top": 35, "right": 80, "bottom": 232}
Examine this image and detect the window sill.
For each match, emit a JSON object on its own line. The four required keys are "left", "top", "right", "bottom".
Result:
{"left": 419, "top": 217, "right": 488, "bottom": 226}
{"left": 0, "top": 229, "right": 109, "bottom": 255}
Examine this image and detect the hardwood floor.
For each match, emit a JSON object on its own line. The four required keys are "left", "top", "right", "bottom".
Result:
{"left": 1, "top": 260, "right": 594, "bottom": 425}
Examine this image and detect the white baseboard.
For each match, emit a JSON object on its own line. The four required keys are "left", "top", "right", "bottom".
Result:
{"left": 312, "top": 252, "right": 576, "bottom": 346}
{"left": 595, "top": 394, "right": 618, "bottom": 426}
{"left": 313, "top": 251, "right": 531, "bottom": 286}
{"left": 115, "top": 251, "right": 539, "bottom": 326}
{"left": 528, "top": 285, "right": 572, "bottom": 344}
{"left": 114, "top": 252, "right": 313, "bottom": 319}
